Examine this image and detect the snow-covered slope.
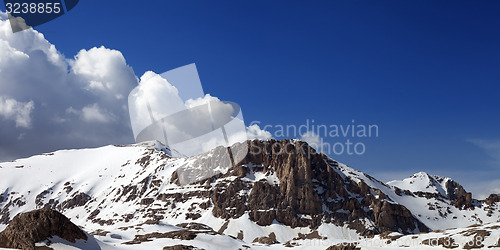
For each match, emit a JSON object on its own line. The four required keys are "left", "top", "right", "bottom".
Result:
{"left": 387, "top": 172, "right": 448, "bottom": 196}
{"left": 336, "top": 164, "right": 500, "bottom": 231}
{"left": 0, "top": 139, "right": 499, "bottom": 249}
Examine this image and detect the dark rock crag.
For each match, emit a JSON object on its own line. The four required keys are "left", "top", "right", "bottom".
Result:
{"left": 0, "top": 208, "right": 87, "bottom": 250}
{"left": 210, "top": 139, "right": 429, "bottom": 235}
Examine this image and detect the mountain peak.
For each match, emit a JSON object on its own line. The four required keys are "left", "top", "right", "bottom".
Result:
{"left": 410, "top": 171, "right": 432, "bottom": 178}
{"left": 388, "top": 171, "right": 475, "bottom": 210}
{"left": 133, "top": 140, "right": 173, "bottom": 155}
{"left": 388, "top": 172, "right": 449, "bottom": 196}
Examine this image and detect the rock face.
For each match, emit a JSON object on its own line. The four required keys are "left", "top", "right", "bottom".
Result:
{"left": 326, "top": 243, "right": 360, "bottom": 250}
{"left": 0, "top": 208, "right": 87, "bottom": 250}
{"left": 443, "top": 179, "right": 473, "bottom": 209}
{"left": 163, "top": 245, "right": 204, "bottom": 250}
{"left": 484, "top": 194, "right": 500, "bottom": 206}
{"left": 210, "top": 139, "right": 429, "bottom": 234}
{"left": 371, "top": 199, "right": 426, "bottom": 233}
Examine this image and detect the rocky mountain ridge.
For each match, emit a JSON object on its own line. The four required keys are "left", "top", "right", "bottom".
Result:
{"left": 0, "top": 139, "right": 499, "bottom": 249}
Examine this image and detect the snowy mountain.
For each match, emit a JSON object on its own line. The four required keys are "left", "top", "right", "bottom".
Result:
{"left": 0, "top": 139, "right": 499, "bottom": 249}
{"left": 388, "top": 172, "right": 469, "bottom": 201}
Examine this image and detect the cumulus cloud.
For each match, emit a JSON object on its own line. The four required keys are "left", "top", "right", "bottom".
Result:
{"left": 128, "top": 71, "right": 186, "bottom": 138}
{"left": 185, "top": 94, "right": 221, "bottom": 109}
{"left": 66, "top": 103, "right": 116, "bottom": 123}
{"left": 0, "top": 12, "right": 267, "bottom": 161}
{"left": 300, "top": 131, "right": 321, "bottom": 145}
{"left": 0, "top": 14, "right": 138, "bottom": 161}
{"left": 300, "top": 130, "right": 328, "bottom": 153}
{"left": 82, "top": 104, "right": 115, "bottom": 123}
{"left": 129, "top": 74, "right": 250, "bottom": 157}
{"left": 70, "top": 47, "right": 138, "bottom": 100}
{"left": 246, "top": 124, "right": 272, "bottom": 140}
{"left": 0, "top": 15, "right": 305, "bottom": 162}
{"left": 0, "top": 96, "right": 34, "bottom": 128}
{"left": 300, "top": 131, "right": 330, "bottom": 154}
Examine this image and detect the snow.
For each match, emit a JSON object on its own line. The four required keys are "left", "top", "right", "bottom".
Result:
{"left": 242, "top": 164, "right": 280, "bottom": 185}
{"left": 387, "top": 172, "right": 447, "bottom": 196}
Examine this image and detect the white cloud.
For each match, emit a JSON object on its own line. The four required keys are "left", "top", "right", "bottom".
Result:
{"left": 300, "top": 130, "right": 320, "bottom": 145}
{"left": 128, "top": 71, "right": 186, "bottom": 138}
{"left": 0, "top": 12, "right": 263, "bottom": 161}
{"left": 81, "top": 104, "right": 114, "bottom": 123}
{"left": 65, "top": 103, "right": 115, "bottom": 123}
{"left": 0, "top": 14, "right": 138, "bottom": 160}
{"left": 71, "top": 46, "right": 137, "bottom": 100}
{"left": 246, "top": 124, "right": 272, "bottom": 140}
{"left": 300, "top": 130, "right": 328, "bottom": 153}
{"left": 185, "top": 94, "right": 221, "bottom": 109}
{"left": 130, "top": 76, "right": 250, "bottom": 157}
{"left": 0, "top": 96, "right": 34, "bottom": 128}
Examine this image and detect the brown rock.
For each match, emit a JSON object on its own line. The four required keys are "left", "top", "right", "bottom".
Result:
{"left": 0, "top": 208, "right": 87, "bottom": 250}
{"left": 483, "top": 194, "right": 500, "bottom": 206}
{"left": 176, "top": 222, "right": 212, "bottom": 231}
{"left": 163, "top": 245, "right": 204, "bottom": 250}
{"left": 237, "top": 230, "right": 244, "bottom": 240}
{"left": 60, "top": 192, "right": 91, "bottom": 209}
{"left": 217, "top": 221, "right": 229, "bottom": 234}
{"left": 125, "top": 230, "right": 213, "bottom": 245}
{"left": 252, "top": 235, "right": 278, "bottom": 245}
{"left": 293, "top": 231, "right": 324, "bottom": 240}
{"left": 371, "top": 199, "right": 428, "bottom": 233}
{"left": 326, "top": 242, "right": 360, "bottom": 250}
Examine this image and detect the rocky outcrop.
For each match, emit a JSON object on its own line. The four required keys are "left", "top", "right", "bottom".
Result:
{"left": 452, "top": 192, "right": 473, "bottom": 210}
{"left": 125, "top": 229, "right": 219, "bottom": 245}
{"left": 0, "top": 208, "right": 87, "bottom": 250}
{"left": 163, "top": 245, "right": 205, "bottom": 250}
{"left": 326, "top": 242, "right": 360, "bottom": 250}
{"left": 253, "top": 232, "right": 278, "bottom": 245}
{"left": 176, "top": 222, "right": 213, "bottom": 231}
{"left": 443, "top": 179, "right": 474, "bottom": 209}
{"left": 210, "top": 139, "right": 429, "bottom": 235}
{"left": 371, "top": 199, "right": 428, "bottom": 233}
{"left": 484, "top": 194, "right": 500, "bottom": 206}
{"left": 212, "top": 140, "right": 334, "bottom": 228}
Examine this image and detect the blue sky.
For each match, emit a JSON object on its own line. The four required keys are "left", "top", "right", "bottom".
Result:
{"left": 1, "top": 1, "right": 500, "bottom": 197}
